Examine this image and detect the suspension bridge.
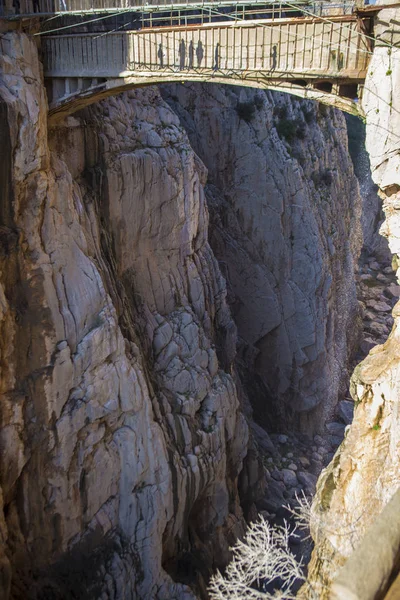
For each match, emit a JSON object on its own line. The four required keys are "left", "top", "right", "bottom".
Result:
{"left": 0, "top": 0, "right": 386, "bottom": 121}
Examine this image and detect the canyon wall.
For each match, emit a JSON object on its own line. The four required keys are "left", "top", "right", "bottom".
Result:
{"left": 305, "top": 4, "right": 400, "bottom": 596}
{"left": 163, "top": 84, "right": 362, "bottom": 433}
{"left": 0, "top": 23, "right": 368, "bottom": 600}
{"left": 0, "top": 33, "right": 254, "bottom": 599}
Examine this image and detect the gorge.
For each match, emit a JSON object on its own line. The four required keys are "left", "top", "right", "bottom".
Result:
{"left": 0, "top": 3, "right": 400, "bottom": 598}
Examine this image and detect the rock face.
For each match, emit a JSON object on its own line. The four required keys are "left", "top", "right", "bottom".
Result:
{"left": 0, "top": 33, "right": 251, "bottom": 599}
{"left": 304, "top": 5, "right": 400, "bottom": 596}
{"left": 0, "top": 25, "right": 377, "bottom": 600}
{"left": 163, "top": 84, "right": 363, "bottom": 432}
{"left": 345, "top": 114, "right": 390, "bottom": 261}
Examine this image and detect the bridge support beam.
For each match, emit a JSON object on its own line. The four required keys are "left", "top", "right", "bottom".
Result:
{"left": 46, "top": 74, "right": 365, "bottom": 124}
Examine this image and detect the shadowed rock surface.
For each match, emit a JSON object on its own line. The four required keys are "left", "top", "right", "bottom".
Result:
{"left": 163, "top": 83, "right": 363, "bottom": 433}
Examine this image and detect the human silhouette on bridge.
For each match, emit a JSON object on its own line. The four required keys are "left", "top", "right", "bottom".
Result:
{"left": 213, "top": 42, "right": 220, "bottom": 70}
{"left": 188, "top": 40, "right": 194, "bottom": 69}
{"left": 158, "top": 43, "right": 164, "bottom": 68}
{"left": 271, "top": 45, "right": 277, "bottom": 71}
{"left": 196, "top": 40, "right": 204, "bottom": 68}
{"left": 179, "top": 39, "right": 186, "bottom": 70}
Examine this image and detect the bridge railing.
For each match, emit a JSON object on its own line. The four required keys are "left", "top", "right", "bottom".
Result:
{"left": 42, "top": 17, "right": 369, "bottom": 80}
{"left": 0, "top": 0, "right": 356, "bottom": 18}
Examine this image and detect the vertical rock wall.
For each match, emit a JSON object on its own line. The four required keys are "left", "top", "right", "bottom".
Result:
{"left": 305, "top": 5, "right": 400, "bottom": 596}
{"left": 163, "top": 84, "right": 362, "bottom": 433}
{"left": 0, "top": 33, "right": 251, "bottom": 599}
{"left": 345, "top": 113, "right": 389, "bottom": 261}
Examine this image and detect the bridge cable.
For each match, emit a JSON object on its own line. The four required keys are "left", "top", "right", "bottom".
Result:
{"left": 33, "top": 8, "right": 134, "bottom": 35}
{"left": 93, "top": 18, "right": 137, "bottom": 39}
{"left": 33, "top": 1, "right": 379, "bottom": 62}
{"left": 283, "top": 0, "right": 398, "bottom": 52}
{"left": 206, "top": 4, "right": 400, "bottom": 62}
{"left": 205, "top": 5, "right": 375, "bottom": 57}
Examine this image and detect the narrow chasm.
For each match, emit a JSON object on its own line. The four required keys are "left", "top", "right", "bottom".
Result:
{"left": 162, "top": 84, "right": 396, "bottom": 589}
{"left": 0, "top": 30, "right": 397, "bottom": 600}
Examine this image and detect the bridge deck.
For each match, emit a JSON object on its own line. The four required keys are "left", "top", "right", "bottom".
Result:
{"left": 43, "top": 16, "right": 370, "bottom": 81}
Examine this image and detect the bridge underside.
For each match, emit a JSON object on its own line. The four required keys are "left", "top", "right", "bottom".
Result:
{"left": 47, "top": 72, "right": 364, "bottom": 123}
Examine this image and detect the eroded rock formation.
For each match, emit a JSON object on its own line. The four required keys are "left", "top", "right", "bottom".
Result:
{"left": 163, "top": 84, "right": 363, "bottom": 433}
{"left": 0, "top": 33, "right": 252, "bottom": 599}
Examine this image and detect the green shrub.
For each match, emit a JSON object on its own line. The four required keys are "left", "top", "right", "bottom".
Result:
{"left": 273, "top": 104, "right": 288, "bottom": 119}
{"left": 312, "top": 168, "right": 333, "bottom": 187}
{"left": 301, "top": 105, "right": 315, "bottom": 124}
{"left": 320, "top": 169, "right": 333, "bottom": 186}
{"left": 276, "top": 118, "right": 306, "bottom": 143}
{"left": 236, "top": 101, "right": 256, "bottom": 122}
{"left": 318, "top": 103, "right": 329, "bottom": 117}
{"left": 254, "top": 93, "right": 265, "bottom": 109}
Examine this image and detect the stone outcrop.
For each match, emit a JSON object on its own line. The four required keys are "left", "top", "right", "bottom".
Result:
{"left": 163, "top": 84, "right": 363, "bottom": 433}
{"left": 304, "top": 4, "right": 400, "bottom": 596}
{"left": 0, "top": 33, "right": 252, "bottom": 599}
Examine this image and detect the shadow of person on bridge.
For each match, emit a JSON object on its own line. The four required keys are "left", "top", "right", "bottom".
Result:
{"left": 179, "top": 39, "right": 186, "bottom": 70}
{"left": 271, "top": 45, "right": 277, "bottom": 71}
{"left": 188, "top": 40, "right": 194, "bottom": 69}
{"left": 213, "top": 42, "right": 220, "bottom": 71}
{"left": 158, "top": 43, "right": 164, "bottom": 68}
{"left": 196, "top": 40, "right": 204, "bottom": 68}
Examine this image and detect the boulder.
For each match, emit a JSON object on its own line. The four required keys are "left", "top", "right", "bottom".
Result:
{"left": 299, "top": 456, "right": 311, "bottom": 468}
{"left": 297, "top": 471, "right": 318, "bottom": 494}
{"left": 366, "top": 300, "right": 392, "bottom": 312}
{"left": 385, "top": 283, "right": 400, "bottom": 299}
{"left": 282, "top": 469, "right": 298, "bottom": 488}
{"left": 360, "top": 337, "right": 377, "bottom": 354}
{"left": 251, "top": 422, "right": 277, "bottom": 455}
{"left": 337, "top": 400, "right": 354, "bottom": 425}
{"left": 271, "top": 469, "right": 284, "bottom": 482}
{"left": 326, "top": 421, "right": 346, "bottom": 437}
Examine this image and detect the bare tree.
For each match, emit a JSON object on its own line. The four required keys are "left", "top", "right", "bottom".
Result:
{"left": 287, "top": 491, "right": 312, "bottom": 539}
{"left": 208, "top": 516, "right": 305, "bottom": 600}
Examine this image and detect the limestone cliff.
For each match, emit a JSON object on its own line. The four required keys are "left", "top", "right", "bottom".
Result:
{"left": 163, "top": 84, "right": 362, "bottom": 433}
{"left": 0, "top": 33, "right": 251, "bottom": 599}
{"left": 0, "top": 22, "right": 371, "bottom": 600}
{"left": 305, "top": 5, "right": 400, "bottom": 595}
